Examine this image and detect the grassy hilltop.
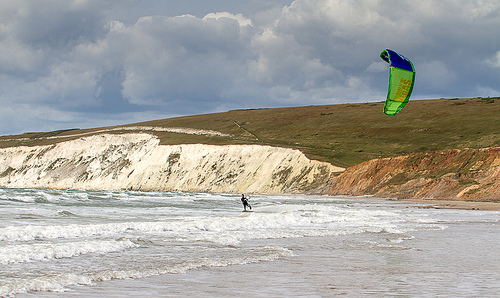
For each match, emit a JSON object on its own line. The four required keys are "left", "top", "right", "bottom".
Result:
{"left": 2, "top": 97, "right": 500, "bottom": 168}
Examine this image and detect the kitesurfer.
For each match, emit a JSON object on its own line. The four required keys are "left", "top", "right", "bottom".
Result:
{"left": 241, "top": 194, "right": 251, "bottom": 211}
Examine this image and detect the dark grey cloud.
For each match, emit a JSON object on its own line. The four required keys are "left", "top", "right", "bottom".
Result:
{"left": 0, "top": 0, "right": 499, "bottom": 135}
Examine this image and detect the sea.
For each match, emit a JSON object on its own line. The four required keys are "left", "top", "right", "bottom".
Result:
{"left": 0, "top": 188, "right": 499, "bottom": 297}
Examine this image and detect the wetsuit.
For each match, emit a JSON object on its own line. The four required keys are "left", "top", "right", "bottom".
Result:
{"left": 241, "top": 195, "right": 251, "bottom": 210}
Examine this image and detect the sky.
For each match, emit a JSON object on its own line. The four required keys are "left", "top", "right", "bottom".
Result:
{"left": 1, "top": 0, "right": 499, "bottom": 135}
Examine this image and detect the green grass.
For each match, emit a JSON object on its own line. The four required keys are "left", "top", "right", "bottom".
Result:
{"left": 2, "top": 97, "right": 500, "bottom": 168}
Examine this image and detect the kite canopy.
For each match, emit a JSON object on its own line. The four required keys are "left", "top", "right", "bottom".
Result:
{"left": 380, "top": 49, "right": 415, "bottom": 115}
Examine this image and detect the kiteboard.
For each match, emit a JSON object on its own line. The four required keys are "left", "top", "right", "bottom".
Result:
{"left": 242, "top": 210, "right": 253, "bottom": 212}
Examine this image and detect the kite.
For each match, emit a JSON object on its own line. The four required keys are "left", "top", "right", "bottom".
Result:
{"left": 380, "top": 49, "right": 415, "bottom": 115}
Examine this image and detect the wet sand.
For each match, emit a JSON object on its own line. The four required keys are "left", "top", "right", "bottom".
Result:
{"left": 393, "top": 198, "right": 500, "bottom": 211}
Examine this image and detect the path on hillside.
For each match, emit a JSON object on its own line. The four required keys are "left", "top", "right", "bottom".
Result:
{"left": 0, "top": 126, "right": 232, "bottom": 143}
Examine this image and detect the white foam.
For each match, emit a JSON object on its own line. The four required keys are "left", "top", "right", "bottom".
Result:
{"left": 0, "top": 239, "right": 138, "bottom": 264}
{"left": 163, "top": 203, "right": 446, "bottom": 245}
{"left": 0, "top": 199, "right": 444, "bottom": 245}
{"left": 0, "top": 190, "right": 455, "bottom": 297}
{"left": 0, "top": 246, "right": 292, "bottom": 297}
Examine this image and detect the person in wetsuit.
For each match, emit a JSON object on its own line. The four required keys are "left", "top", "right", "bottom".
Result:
{"left": 241, "top": 194, "right": 251, "bottom": 211}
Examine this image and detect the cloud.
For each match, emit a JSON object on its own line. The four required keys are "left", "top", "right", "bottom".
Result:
{"left": 366, "top": 61, "right": 387, "bottom": 73}
{"left": 0, "top": 0, "right": 499, "bottom": 135}
{"left": 113, "top": 14, "right": 257, "bottom": 111}
{"left": 418, "top": 61, "right": 457, "bottom": 90}
{"left": 485, "top": 51, "right": 500, "bottom": 68}
{"left": 203, "top": 12, "right": 252, "bottom": 27}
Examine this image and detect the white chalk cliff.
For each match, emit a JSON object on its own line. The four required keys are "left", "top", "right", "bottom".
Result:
{"left": 0, "top": 133, "right": 344, "bottom": 194}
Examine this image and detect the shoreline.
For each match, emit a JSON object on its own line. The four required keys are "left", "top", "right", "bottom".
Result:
{"left": 1, "top": 184, "right": 499, "bottom": 211}
{"left": 388, "top": 198, "right": 500, "bottom": 211}
{"left": 328, "top": 194, "right": 500, "bottom": 211}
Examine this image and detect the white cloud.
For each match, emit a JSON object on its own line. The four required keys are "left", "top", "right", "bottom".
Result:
{"left": 203, "top": 12, "right": 252, "bottom": 26}
{"left": 484, "top": 51, "right": 500, "bottom": 67}
{"left": 418, "top": 61, "right": 457, "bottom": 90}
{"left": 366, "top": 61, "right": 387, "bottom": 73}
{"left": 111, "top": 14, "right": 255, "bottom": 108}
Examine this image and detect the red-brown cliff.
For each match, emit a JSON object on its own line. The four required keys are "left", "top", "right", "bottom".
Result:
{"left": 329, "top": 147, "right": 500, "bottom": 202}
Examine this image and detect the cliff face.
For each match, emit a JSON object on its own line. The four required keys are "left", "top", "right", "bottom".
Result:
{"left": 2, "top": 131, "right": 500, "bottom": 201}
{"left": 329, "top": 147, "right": 500, "bottom": 202}
{"left": 0, "top": 133, "right": 344, "bottom": 194}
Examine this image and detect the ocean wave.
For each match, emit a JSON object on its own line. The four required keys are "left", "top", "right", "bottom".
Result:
{"left": 0, "top": 202, "right": 444, "bottom": 245}
{"left": 0, "top": 239, "right": 138, "bottom": 264}
{"left": 0, "top": 246, "right": 291, "bottom": 297}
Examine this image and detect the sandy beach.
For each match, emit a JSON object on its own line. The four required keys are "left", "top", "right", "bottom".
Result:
{"left": 394, "top": 198, "right": 500, "bottom": 211}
